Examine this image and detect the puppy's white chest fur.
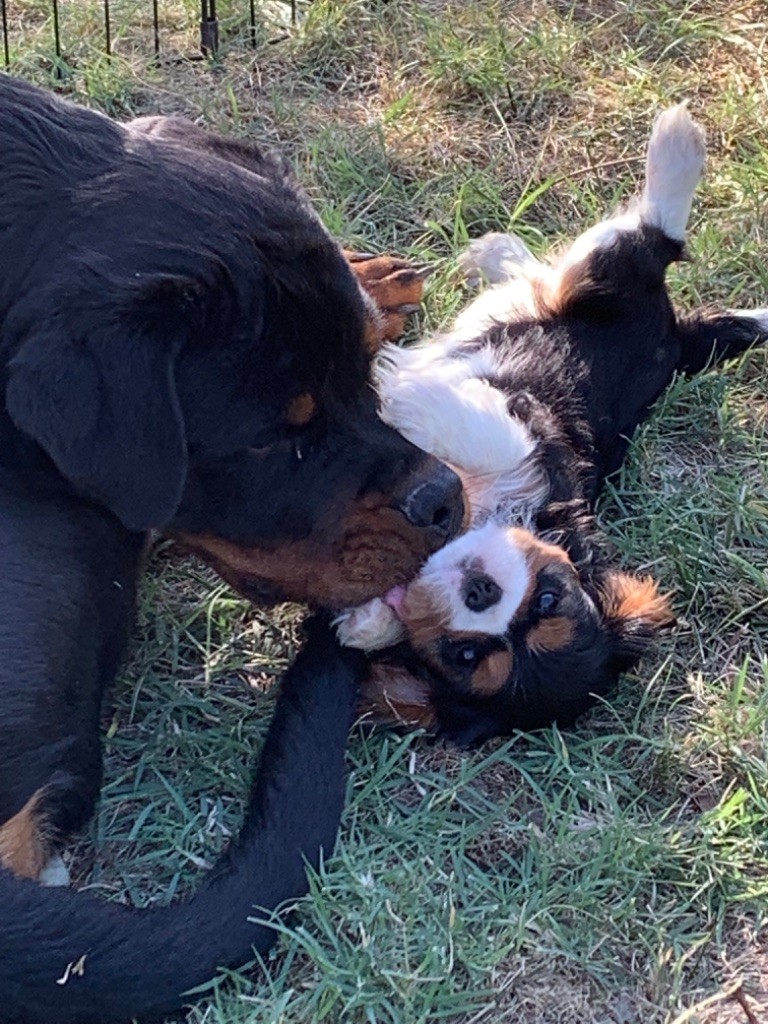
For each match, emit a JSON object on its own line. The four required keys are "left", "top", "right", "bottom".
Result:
{"left": 376, "top": 341, "right": 547, "bottom": 526}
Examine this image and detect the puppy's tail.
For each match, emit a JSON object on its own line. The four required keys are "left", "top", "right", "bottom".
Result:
{"left": 0, "top": 617, "right": 361, "bottom": 1024}
{"left": 677, "top": 308, "right": 768, "bottom": 375}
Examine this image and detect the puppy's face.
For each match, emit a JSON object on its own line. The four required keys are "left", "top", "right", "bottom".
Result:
{"left": 363, "top": 523, "right": 672, "bottom": 744}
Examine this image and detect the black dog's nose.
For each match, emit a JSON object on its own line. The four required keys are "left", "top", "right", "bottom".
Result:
{"left": 463, "top": 574, "right": 502, "bottom": 613}
{"left": 400, "top": 463, "right": 464, "bottom": 538}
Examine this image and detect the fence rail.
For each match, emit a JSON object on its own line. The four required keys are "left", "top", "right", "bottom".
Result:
{"left": 0, "top": 0, "right": 298, "bottom": 68}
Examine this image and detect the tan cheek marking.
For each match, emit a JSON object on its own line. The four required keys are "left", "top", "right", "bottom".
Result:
{"left": 470, "top": 650, "right": 513, "bottom": 697}
{"left": 533, "top": 260, "right": 599, "bottom": 319}
{"left": 172, "top": 497, "right": 436, "bottom": 607}
{"left": 527, "top": 616, "right": 575, "bottom": 654}
{"left": 284, "top": 392, "right": 317, "bottom": 427}
{"left": 0, "top": 790, "right": 49, "bottom": 879}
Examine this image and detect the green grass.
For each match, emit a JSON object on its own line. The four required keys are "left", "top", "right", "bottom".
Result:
{"left": 5, "top": 0, "right": 768, "bottom": 1021}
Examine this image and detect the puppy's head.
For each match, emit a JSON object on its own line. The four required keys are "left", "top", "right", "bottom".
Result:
{"left": 362, "top": 522, "right": 673, "bottom": 744}
{"left": 5, "top": 124, "right": 464, "bottom": 608}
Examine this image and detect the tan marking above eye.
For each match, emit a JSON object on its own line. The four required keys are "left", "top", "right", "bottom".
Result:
{"left": 506, "top": 527, "right": 576, "bottom": 618}
{"left": 527, "top": 616, "right": 576, "bottom": 654}
{"left": 470, "top": 649, "right": 513, "bottom": 696}
{"left": 508, "top": 528, "right": 575, "bottom": 574}
{"left": 284, "top": 392, "right": 317, "bottom": 427}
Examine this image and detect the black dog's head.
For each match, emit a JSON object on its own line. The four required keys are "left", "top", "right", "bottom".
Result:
{"left": 361, "top": 523, "right": 673, "bottom": 744}
{"left": 1, "top": 82, "right": 463, "bottom": 607}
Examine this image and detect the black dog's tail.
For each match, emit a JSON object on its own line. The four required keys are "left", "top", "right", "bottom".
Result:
{"left": 677, "top": 308, "right": 768, "bottom": 375}
{"left": 0, "top": 618, "right": 362, "bottom": 1024}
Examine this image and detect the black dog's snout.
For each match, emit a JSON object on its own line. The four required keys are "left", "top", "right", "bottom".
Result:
{"left": 400, "top": 463, "right": 464, "bottom": 538}
{"left": 463, "top": 573, "right": 502, "bottom": 613}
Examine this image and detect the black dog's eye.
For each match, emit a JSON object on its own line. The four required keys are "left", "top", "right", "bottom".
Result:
{"left": 443, "top": 640, "right": 482, "bottom": 671}
{"left": 536, "top": 591, "right": 560, "bottom": 615}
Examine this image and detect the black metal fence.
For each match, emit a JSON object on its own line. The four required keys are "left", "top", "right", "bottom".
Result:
{"left": 1, "top": 0, "right": 298, "bottom": 68}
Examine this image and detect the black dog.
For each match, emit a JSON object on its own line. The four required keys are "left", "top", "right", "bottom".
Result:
{"left": 0, "top": 75, "right": 465, "bottom": 1021}
{"left": 0, "top": 468, "right": 361, "bottom": 1022}
{"left": 338, "top": 104, "right": 768, "bottom": 744}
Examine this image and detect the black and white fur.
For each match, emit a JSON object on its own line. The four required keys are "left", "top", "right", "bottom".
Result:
{"left": 339, "top": 103, "right": 768, "bottom": 744}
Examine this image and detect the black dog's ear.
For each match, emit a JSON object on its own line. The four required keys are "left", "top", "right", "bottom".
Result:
{"left": 600, "top": 572, "right": 675, "bottom": 671}
{"left": 6, "top": 277, "right": 195, "bottom": 531}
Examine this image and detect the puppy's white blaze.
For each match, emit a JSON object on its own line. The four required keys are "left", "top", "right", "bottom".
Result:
{"left": 640, "top": 102, "right": 705, "bottom": 242}
{"left": 335, "top": 598, "right": 405, "bottom": 652}
{"left": 459, "top": 231, "right": 540, "bottom": 286}
{"left": 380, "top": 374, "right": 537, "bottom": 479}
{"left": 727, "top": 307, "right": 768, "bottom": 330}
{"left": 417, "top": 521, "right": 530, "bottom": 634}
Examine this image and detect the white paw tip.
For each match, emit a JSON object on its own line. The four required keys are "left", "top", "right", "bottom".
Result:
{"left": 728, "top": 307, "right": 768, "bottom": 330}
{"left": 648, "top": 102, "right": 706, "bottom": 170}
{"left": 39, "top": 854, "right": 70, "bottom": 888}
{"left": 335, "top": 599, "right": 405, "bottom": 652}
{"left": 459, "top": 232, "right": 537, "bottom": 285}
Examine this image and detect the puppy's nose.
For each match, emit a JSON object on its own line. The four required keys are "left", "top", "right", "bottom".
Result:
{"left": 463, "top": 574, "right": 502, "bottom": 613}
{"left": 400, "top": 463, "right": 464, "bottom": 539}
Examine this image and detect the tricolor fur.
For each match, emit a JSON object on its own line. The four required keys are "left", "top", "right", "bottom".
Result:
{"left": 339, "top": 103, "right": 768, "bottom": 744}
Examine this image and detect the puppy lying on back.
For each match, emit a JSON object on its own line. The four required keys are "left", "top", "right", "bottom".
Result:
{"left": 338, "top": 104, "right": 768, "bottom": 745}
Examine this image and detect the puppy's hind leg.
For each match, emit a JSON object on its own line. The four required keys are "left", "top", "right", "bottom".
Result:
{"left": 639, "top": 101, "right": 706, "bottom": 243}
{"left": 544, "top": 103, "right": 706, "bottom": 316}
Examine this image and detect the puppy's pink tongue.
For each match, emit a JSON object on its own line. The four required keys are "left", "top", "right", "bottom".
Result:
{"left": 384, "top": 585, "right": 407, "bottom": 618}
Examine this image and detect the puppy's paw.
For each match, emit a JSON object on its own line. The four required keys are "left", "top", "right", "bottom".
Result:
{"left": 458, "top": 232, "right": 538, "bottom": 287}
{"left": 642, "top": 103, "right": 705, "bottom": 241}
{"left": 335, "top": 598, "right": 405, "bottom": 652}
{"left": 39, "top": 853, "right": 71, "bottom": 888}
{"left": 345, "top": 251, "right": 432, "bottom": 344}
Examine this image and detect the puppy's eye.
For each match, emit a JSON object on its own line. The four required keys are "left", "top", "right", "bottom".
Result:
{"left": 443, "top": 640, "right": 482, "bottom": 671}
{"left": 536, "top": 591, "right": 559, "bottom": 615}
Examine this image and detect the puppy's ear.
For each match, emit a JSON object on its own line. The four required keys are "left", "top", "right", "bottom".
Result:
{"left": 600, "top": 572, "right": 675, "bottom": 670}
{"left": 6, "top": 275, "right": 196, "bottom": 531}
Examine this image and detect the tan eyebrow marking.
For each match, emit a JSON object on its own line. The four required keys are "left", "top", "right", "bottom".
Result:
{"left": 284, "top": 392, "right": 317, "bottom": 427}
{"left": 506, "top": 528, "right": 576, "bottom": 619}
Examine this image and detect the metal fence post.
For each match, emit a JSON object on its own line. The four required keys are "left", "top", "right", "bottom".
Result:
{"left": 153, "top": 0, "right": 160, "bottom": 55}
{"left": 52, "top": 0, "right": 62, "bottom": 77}
{"left": 103, "top": 0, "right": 111, "bottom": 56}
{"left": 200, "top": 0, "right": 219, "bottom": 57}
{"left": 1, "top": 0, "right": 9, "bottom": 68}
